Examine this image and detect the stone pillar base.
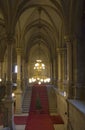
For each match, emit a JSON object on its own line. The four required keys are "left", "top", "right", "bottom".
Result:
{"left": 2, "top": 98, "right": 15, "bottom": 130}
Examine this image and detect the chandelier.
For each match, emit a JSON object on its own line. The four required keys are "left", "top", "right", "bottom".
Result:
{"left": 34, "top": 60, "right": 45, "bottom": 71}
{"left": 29, "top": 59, "right": 50, "bottom": 84}
{"left": 29, "top": 8, "right": 51, "bottom": 84}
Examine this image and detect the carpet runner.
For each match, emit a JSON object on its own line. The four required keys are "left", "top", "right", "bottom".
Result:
{"left": 14, "top": 116, "right": 28, "bottom": 125}
{"left": 25, "top": 85, "right": 64, "bottom": 130}
{"left": 29, "top": 85, "right": 49, "bottom": 114}
{"left": 50, "top": 115, "right": 64, "bottom": 124}
{"left": 25, "top": 114, "right": 54, "bottom": 130}
{"left": 0, "top": 85, "right": 64, "bottom": 128}
{"left": 0, "top": 115, "right": 28, "bottom": 125}
{"left": 25, "top": 85, "right": 54, "bottom": 130}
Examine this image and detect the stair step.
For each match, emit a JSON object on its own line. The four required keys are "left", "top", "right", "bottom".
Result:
{"left": 22, "top": 86, "right": 32, "bottom": 113}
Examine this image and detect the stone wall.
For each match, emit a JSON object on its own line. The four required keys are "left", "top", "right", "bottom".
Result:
{"left": 55, "top": 90, "right": 85, "bottom": 130}
{"left": 68, "top": 101, "right": 85, "bottom": 130}
{"left": 56, "top": 92, "right": 68, "bottom": 130}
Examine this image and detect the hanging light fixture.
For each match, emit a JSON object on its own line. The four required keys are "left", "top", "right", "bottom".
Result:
{"left": 29, "top": 7, "right": 51, "bottom": 84}
{"left": 34, "top": 7, "right": 45, "bottom": 72}
{"left": 34, "top": 60, "right": 45, "bottom": 71}
{"left": 34, "top": 44, "right": 45, "bottom": 71}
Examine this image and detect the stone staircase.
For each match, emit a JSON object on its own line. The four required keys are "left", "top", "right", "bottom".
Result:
{"left": 47, "top": 85, "right": 57, "bottom": 114}
{"left": 22, "top": 85, "right": 57, "bottom": 114}
{"left": 22, "top": 86, "right": 32, "bottom": 113}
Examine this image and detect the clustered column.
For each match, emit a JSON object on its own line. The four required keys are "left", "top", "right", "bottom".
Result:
{"left": 21, "top": 53, "right": 26, "bottom": 92}
{"left": 57, "top": 48, "right": 62, "bottom": 90}
{"left": 0, "top": 59, "right": 3, "bottom": 83}
{"left": 57, "top": 48, "right": 66, "bottom": 92}
{"left": 15, "top": 48, "right": 22, "bottom": 113}
{"left": 2, "top": 37, "right": 15, "bottom": 130}
{"left": 64, "top": 36, "right": 73, "bottom": 98}
{"left": 51, "top": 57, "right": 57, "bottom": 85}
{"left": 61, "top": 48, "right": 67, "bottom": 92}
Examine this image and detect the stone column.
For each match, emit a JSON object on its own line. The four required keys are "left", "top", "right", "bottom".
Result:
{"left": 61, "top": 48, "right": 67, "bottom": 92}
{"left": 57, "top": 48, "right": 66, "bottom": 91}
{"left": 15, "top": 48, "right": 22, "bottom": 114}
{"left": 21, "top": 55, "right": 26, "bottom": 92}
{"left": 49, "top": 59, "right": 53, "bottom": 84}
{"left": 24, "top": 62, "right": 28, "bottom": 86}
{"left": 1, "top": 59, "right": 6, "bottom": 84}
{"left": 2, "top": 37, "right": 15, "bottom": 130}
{"left": 64, "top": 36, "right": 73, "bottom": 98}
{"left": 53, "top": 56, "right": 57, "bottom": 86}
{"left": 57, "top": 48, "right": 62, "bottom": 90}
{"left": 0, "top": 60, "right": 3, "bottom": 84}
{"left": 3, "top": 53, "right": 7, "bottom": 83}
{"left": 51, "top": 57, "right": 56, "bottom": 85}
{"left": 50, "top": 61, "right": 53, "bottom": 84}
{"left": 73, "top": 38, "right": 84, "bottom": 99}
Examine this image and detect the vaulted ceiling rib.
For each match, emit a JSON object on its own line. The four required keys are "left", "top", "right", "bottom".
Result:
{"left": 0, "top": 0, "right": 83, "bottom": 62}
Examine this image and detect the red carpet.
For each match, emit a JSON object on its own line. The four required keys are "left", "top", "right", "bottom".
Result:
{"left": 50, "top": 115, "right": 64, "bottom": 124}
{"left": 25, "top": 114, "right": 54, "bottom": 130}
{"left": 14, "top": 116, "right": 28, "bottom": 125}
{"left": 29, "top": 85, "right": 49, "bottom": 114}
{"left": 0, "top": 114, "right": 64, "bottom": 126}
{"left": 0, "top": 84, "right": 64, "bottom": 128}
{"left": 0, "top": 115, "right": 28, "bottom": 125}
{"left": 25, "top": 85, "right": 64, "bottom": 130}
{"left": 25, "top": 85, "right": 54, "bottom": 130}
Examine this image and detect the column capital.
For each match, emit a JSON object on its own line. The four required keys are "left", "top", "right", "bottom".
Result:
{"left": 64, "top": 35, "right": 75, "bottom": 43}
{"left": 56, "top": 47, "right": 66, "bottom": 53}
{"left": 16, "top": 48, "right": 22, "bottom": 54}
{"left": 6, "top": 34, "right": 15, "bottom": 45}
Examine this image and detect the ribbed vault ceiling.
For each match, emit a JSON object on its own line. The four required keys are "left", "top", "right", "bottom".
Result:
{"left": 0, "top": 0, "right": 83, "bottom": 62}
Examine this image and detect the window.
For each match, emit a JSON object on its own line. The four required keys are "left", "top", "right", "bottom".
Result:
{"left": 14, "top": 65, "right": 18, "bottom": 73}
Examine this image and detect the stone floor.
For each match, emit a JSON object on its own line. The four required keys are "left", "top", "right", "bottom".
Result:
{"left": 0, "top": 113, "right": 65, "bottom": 130}
{"left": 15, "top": 113, "right": 65, "bottom": 130}
{"left": 0, "top": 124, "right": 25, "bottom": 130}
{"left": 15, "top": 125, "right": 25, "bottom": 130}
{"left": 0, "top": 113, "right": 28, "bottom": 130}
{"left": 14, "top": 113, "right": 28, "bottom": 130}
